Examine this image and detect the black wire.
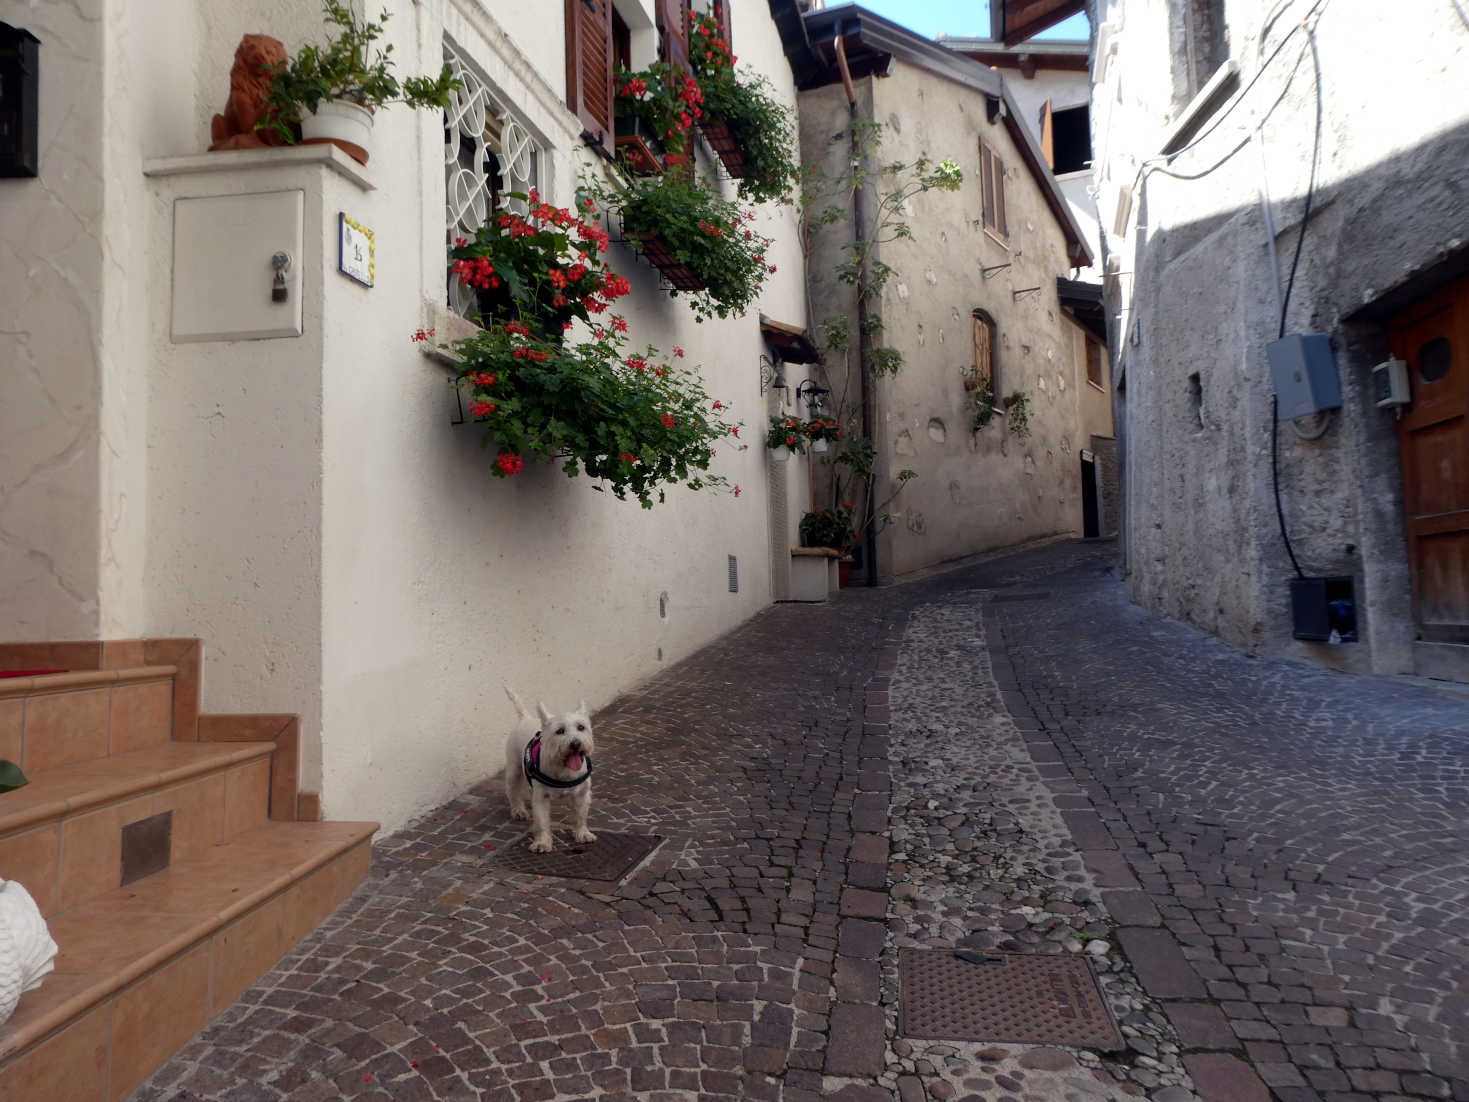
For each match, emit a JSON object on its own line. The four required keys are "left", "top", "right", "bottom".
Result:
{"left": 1278, "top": 27, "right": 1323, "bottom": 339}
{"left": 1269, "top": 25, "right": 1322, "bottom": 581}
{"left": 1271, "top": 394, "right": 1306, "bottom": 578}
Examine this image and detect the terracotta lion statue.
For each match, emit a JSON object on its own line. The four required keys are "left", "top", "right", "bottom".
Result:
{"left": 209, "top": 34, "right": 291, "bottom": 151}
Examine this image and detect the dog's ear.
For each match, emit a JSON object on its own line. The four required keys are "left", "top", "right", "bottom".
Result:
{"left": 537, "top": 701, "right": 553, "bottom": 728}
{"left": 578, "top": 700, "right": 588, "bottom": 717}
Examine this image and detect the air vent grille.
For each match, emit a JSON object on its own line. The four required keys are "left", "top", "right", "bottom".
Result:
{"left": 728, "top": 555, "right": 739, "bottom": 593}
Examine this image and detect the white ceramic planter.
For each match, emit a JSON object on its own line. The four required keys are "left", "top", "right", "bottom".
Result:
{"left": 301, "top": 100, "right": 375, "bottom": 161}
{"left": 770, "top": 445, "right": 791, "bottom": 462}
{"left": 0, "top": 880, "right": 57, "bottom": 1025}
{"left": 811, "top": 438, "right": 829, "bottom": 454}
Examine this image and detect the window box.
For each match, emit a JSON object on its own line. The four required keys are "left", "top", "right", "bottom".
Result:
{"left": 698, "top": 115, "right": 747, "bottom": 178}
{"left": 614, "top": 113, "right": 665, "bottom": 176}
{"left": 631, "top": 232, "right": 706, "bottom": 291}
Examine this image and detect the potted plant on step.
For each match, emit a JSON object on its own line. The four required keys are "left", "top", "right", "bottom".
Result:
{"left": 262, "top": 0, "right": 459, "bottom": 164}
{"left": 765, "top": 414, "right": 808, "bottom": 461}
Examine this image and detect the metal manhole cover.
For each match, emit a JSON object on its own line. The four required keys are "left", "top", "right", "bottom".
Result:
{"left": 899, "top": 950, "right": 1123, "bottom": 1049}
{"left": 992, "top": 591, "right": 1052, "bottom": 603}
{"left": 489, "top": 832, "right": 663, "bottom": 882}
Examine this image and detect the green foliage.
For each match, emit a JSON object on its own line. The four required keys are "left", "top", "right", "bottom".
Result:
{"left": 868, "top": 346, "right": 903, "bottom": 377}
{"left": 799, "top": 504, "right": 855, "bottom": 550}
{"left": 614, "top": 62, "right": 702, "bottom": 163}
{"left": 766, "top": 414, "right": 808, "bottom": 454}
{"left": 697, "top": 72, "right": 798, "bottom": 205}
{"left": 587, "top": 171, "right": 773, "bottom": 322}
{"left": 0, "top": 759, "right": 27, "bottom": 793}
{"left": 448, "top": 191, "right": 622, "bottom": 334}
{"left": 445, "top": 325, "right": 738, "bottom": 508}
{"left": 806, "top": 417, "right": 843, "bottom": 444}
{"left": 969, "top": 374, "right": 998, "bottom": 431}
{"left": 262, "top": 0, "right": 458, "bottom": 142}
{"left": 820, "top": 315, "right": 851, "bottom": 352}
{"left": 1006, "top": 390, "right": 1032, "bottom": 439}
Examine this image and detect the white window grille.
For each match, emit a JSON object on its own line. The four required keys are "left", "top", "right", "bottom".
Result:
{"left": 444, "top": 43, "right": 544, "bottom": 317}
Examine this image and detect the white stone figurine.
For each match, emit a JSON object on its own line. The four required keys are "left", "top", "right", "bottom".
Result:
{"left": 0, "top": 879, "right": 57, "bottom": 1025}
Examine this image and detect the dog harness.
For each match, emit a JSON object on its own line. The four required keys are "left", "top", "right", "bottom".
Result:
{"left": 522, "top": 732, "right": 593, "bottom": 789}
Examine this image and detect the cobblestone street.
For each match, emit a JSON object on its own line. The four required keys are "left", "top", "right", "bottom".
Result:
{"left": 132, "top": 540, "right": 1469, "bottom": 1102}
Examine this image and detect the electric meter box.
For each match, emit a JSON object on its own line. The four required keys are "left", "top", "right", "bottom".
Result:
{"left": 1269, "top": 333, "right": 1341, "bottom": 421}
{"left": 1372, "top": 357, "right": 1411, "bottom": 408}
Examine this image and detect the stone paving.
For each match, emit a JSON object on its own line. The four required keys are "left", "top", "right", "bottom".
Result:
{"left": 129, "top": 538, "right": 1469, "bottom": 1102}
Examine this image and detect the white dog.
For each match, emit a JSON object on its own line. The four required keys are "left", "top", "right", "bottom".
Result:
{"left": 504, "top": 687, "right": 597, "bottom": 853}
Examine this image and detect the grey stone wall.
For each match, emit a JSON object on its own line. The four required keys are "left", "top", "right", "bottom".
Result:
{"left": 799, "top": 62, "right": 1101, "bottom": 580}
{"left": 1092, "top": 0, "right": 1469, "bottom": 675}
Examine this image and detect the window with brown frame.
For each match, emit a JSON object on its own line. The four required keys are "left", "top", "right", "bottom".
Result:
{"left": 1086, "top": 337, "right": 1104, "bottom": 388}
{"left": 973, "top": 309, "right": 997, "bottom": 391}
{"left": 979, "top": 139, "right": 1008, "bottom": 239}
{"left": 612, "top": 6, "right": 631, "bottom": 75}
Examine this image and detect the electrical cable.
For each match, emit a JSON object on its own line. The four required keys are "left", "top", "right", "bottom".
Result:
{"left": 1271, "top": 395, "right": 1307, "bottom": 578}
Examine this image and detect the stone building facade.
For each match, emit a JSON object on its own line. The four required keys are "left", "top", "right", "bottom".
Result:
{"left": 786, "top": 7, "right": 1114, "bottom": 579}
{"left": 1087, "top": 0, "right": 1469, "bottom": 681}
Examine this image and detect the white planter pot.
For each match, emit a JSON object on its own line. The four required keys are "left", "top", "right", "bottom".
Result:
{"left": 770, "top": 445, "right": 791, "bottom": 462}
{"left": 301, "top": 100, "right": 374, "bottom": 161}
{"left": 811, "top": 438, "right": 829, "bottom": 454}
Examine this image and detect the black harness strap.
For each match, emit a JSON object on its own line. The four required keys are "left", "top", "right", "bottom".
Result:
{"left": 522, "top": 732, "right": 593, "bottom": 790}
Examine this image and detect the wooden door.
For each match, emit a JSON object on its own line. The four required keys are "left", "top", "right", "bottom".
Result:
{"left": 1388, "top": 273, "right": 1469, "bottom": 643}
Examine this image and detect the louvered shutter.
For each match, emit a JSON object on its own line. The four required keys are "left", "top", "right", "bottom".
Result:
{"left": 659, "top": 0, "right": 690, "bottom": 64}
{"left": 715, "top": 0, "right": 732, "bottom": 52}
{"left": 566, "top": 0, "right": 614, "bottom": 146}
{"left": 979, "top": 142, "right": 995, "bottom": 230}
{"left": 994, "top": 154, "right": 1008, "bottom": 236}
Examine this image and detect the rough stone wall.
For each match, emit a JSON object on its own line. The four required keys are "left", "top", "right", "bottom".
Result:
{"left": 1091, "top": 434, "right": 1120, "bottom": 538}
{"left": 1092, "top": 0, "right": 1467, "bottom": 674}
{"left": 870, "top": 62, "right": 1089, "bottom": 578}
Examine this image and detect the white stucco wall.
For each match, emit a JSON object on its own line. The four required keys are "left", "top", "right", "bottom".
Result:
{"left": 1092, "top": 0, "right": 1469, "bottom": 675}
{"left": 0, "top": 0, "right": 106, "bottom": 639}
{"left": 119, "top": 0, "right": 807, "bottom": 832}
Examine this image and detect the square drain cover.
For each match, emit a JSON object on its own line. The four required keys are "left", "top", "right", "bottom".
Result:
{"left": 489, "top": 832, "right": 663, "bottom": 883}
{"left": 900, "top": 950, "right": 1123, "bottom": 1049}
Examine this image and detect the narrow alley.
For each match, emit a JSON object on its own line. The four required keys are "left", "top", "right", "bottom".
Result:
{"left": 129, "top": 541, "right": 1469, "bottom": 1102}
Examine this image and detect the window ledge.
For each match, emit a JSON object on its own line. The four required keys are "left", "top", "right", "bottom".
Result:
{"left": 1160, "top": 59, "right": 1240, "bottom": 156}
{"left": 1087, "top": 380, "right": 1107, "bottom": 393}
{"left": 417, "top": 301, "right": 481, "bottom": 367}
{"left": 144, "top": 144, "right": 375, "bottom": 191}
{"left": 983, "top": 228, "right": 1010, "bottom": 250}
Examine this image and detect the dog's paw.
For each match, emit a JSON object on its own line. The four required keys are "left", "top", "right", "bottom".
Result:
{"left": 510, "top": 804, "right": 532, "bottom": 821}
{"left": 573, "top": 828, "right": 597, "bottom": 843}
{"left": 529, "top": 836, "right": 554, "bottom": 853}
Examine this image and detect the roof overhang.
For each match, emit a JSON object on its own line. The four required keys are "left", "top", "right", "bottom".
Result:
{"left": 1056, "top": 278, "right": 1106, "bottom": 342}
{"left": 990, "top": 0, "right": 1087, "bottom": 47}
{"left": 793, "top": 5, "right": 1093, "bottom": 268}
{"left": 760, "top": 316, "right": 821, "bottom": 363}
{"left": 939, "top": 36, "right": 1090, "bottom": 74}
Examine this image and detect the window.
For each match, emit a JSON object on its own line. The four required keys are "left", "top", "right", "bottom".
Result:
{"left": 445, "top": 43, "right": 545, "bottom": 317}
{"left": 1174, "top": 0, "right": 1229, "bottom": 108}
{"left": 979, "top": 139, "right": 1007, "bottom": 239}
{"left": 973, "top": 310, "right": 997, "bottom": 390}
{"left": 1086, "top": 337, "right": 1104, "bottom": 389}
{"left": 1051, "top": 104, "right": 1092, "bottom": 175}
{"left": 612, "top": 6, "right": 631, "bottom": 74}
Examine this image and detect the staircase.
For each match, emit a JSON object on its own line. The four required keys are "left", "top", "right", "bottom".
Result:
{"left": 0, "top": 638, "right": 376, "bottom": 1101}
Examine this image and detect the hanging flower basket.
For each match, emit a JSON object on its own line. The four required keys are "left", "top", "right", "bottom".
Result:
{"left": 698, "top": 116, "right": 747, "bottom": 178}
{"left": 811, "top": 438, "right": 829, "bottom": 454}
{"left": 614, "top": 114, "right": 665, "bottom": 177}
{"left": 632, "top": 232, "right": 706, "bottom": 292}
{"left": 770, "top": 444, "right": 791, "bottom": 462}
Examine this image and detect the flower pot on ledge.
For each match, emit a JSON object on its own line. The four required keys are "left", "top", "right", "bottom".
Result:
{"left": 614, "top": 114, "right": 665, "bottom": 177}
{"left": 698, "top": 116, "right": 746, "bottom": 178}
{"left": 630, "top": 232, "right": 706, "bottom": 292}
{"left": 299, "top": 100, "right": 373, "bottom": 165}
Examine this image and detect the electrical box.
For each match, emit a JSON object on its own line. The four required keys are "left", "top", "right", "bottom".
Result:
{"left": 1268, "top": 333, "right": 1341, "bottom": 421}
{"left": 1371, "top": 357, "right": 1410, "bottom": 408}
{"left": 1289, "top": 575, "right": 1357, "bottom": 643}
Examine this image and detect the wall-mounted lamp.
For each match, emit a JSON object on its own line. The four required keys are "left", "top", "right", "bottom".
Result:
{"left": 794, "top": 379, "right": 830, "bottom": 414}
{"left": 760, "top": 353, "right": 788, "bottom": 396}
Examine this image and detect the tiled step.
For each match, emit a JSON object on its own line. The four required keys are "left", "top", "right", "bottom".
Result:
{"left": 0, "top": 818, "right": 377, "bottom": 1102}
{"left": 0, "top": 665, "right": 181, "bottom": 774}
{"left": 0, "top": 740, "right": 277, "bottom": 917}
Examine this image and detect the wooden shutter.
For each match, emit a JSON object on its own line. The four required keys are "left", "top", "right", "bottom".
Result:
{"left": 566, "top": 0, "right": 614, "bottom": 146}
{"left": 973, "top": 313, "right": 994, "bottom": 386}
{"left": 659, "top": 0, "right": 690, "bottom": 64}
{"left": 993, "top": 153, "right": 1008, "bottom": 237}
{"left": 979, "top": 141, "right": 995, "bottom": 231}
{"left": 1040, "top": 98, "right": 1055, "bottom": 169}
{"left": 714, "top": 0, "right": 733, "bottom": 52}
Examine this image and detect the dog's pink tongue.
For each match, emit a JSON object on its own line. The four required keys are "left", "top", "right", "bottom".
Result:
{"left": 567, "top": 752, "right": 585, "bottom": 772}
